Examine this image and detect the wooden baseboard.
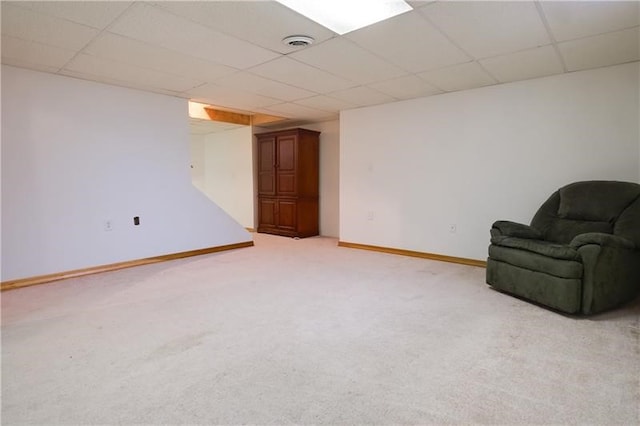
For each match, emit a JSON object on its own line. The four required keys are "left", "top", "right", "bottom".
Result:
{"left": 1, "top": 241, "right": 254, "bottom": 292}
{"left": 245, "top": 227, "right": 256, "bottom": 232}
{"left": 337, "top": 241, "right": 487, "bottom": 268}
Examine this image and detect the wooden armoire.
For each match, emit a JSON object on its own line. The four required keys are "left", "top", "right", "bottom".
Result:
{"left": 256, "top": 128, "right": 320, "bottom": 238}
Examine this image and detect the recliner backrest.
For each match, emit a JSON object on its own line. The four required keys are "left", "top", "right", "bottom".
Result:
{"left": 530, "top": 181, "right": 640, "bottom": 246}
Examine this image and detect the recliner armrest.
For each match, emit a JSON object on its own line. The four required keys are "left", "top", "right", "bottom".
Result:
{"left": 491, "top": 220, "right": 542, "bottom": 240}
{"left": 570, "top": 233, "right": 636, "bottom": 250}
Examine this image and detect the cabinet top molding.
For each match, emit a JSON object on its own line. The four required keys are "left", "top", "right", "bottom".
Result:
{"left": 255, "top": 128, "right": 321, "bottom": 138}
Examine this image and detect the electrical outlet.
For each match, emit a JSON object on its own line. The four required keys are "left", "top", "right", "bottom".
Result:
{"left": 449, "top": 224, "right": 457, "bottom": 233}
{"left": 104, "top": 220, "right": 113, "bottom": 231}
{"left": 367, "top": 211, "right": 374, "bottom": 221}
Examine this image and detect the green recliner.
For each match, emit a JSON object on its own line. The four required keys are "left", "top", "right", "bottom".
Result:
{"left": 486, "top": 181, "right": 640, "bottom": 314}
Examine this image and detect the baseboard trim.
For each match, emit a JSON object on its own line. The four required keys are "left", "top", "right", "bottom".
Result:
{"left": 338, "top": 241, "right": 487, "bottom": 268}
{"left": 245, "top": 227, "right": 256, "bottom": 232}
{"left": 1, "top": 241, "right": 255, "bottom": 292}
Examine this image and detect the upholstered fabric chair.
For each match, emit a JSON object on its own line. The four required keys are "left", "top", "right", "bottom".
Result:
{"left": 486, "top": 181, "right": 640, "bottom": 314}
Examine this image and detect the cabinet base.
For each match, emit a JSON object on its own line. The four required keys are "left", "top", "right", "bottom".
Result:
{"left": 257, "top": 228, "right": 318, "bottom": 239}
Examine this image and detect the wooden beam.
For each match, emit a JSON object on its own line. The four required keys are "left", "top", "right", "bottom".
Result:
{"left": 252, "top": 113, "right": 286, "bottom": 126}
{"left": 204, "top": 107, "right": 251, "bottom": 126}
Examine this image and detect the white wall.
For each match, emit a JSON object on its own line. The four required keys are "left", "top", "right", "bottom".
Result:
{"left": 297, "top": 119, "right": 340, "bottom": 237}
{"left": 202, "top": 127, "right": 254, "bottom": 229}
{"left": 190, "top": 133, "right": 206, "bottom": 192}
{"left": 340, "top": 62, "right": 640, "bottom": 261}
{"left": 1, "top": 66, "right": 251, "bottom": 281}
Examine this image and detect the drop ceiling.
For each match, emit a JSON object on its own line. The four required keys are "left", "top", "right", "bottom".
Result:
{"left": 2, "top": 1, "right": 639, "bottom": 127}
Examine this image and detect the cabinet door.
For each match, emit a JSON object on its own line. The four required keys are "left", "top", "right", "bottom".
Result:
{"left": 258, "top": 198, "right": 277, "bottom": 229}
{"left": 257, "top": 137, "right": 276, "bottom": 196}
{"left": 276, "top": 135, "right": 297, "bottom": 196}
{"left": 277, "top": 199, "right": 297, "bottom": 232}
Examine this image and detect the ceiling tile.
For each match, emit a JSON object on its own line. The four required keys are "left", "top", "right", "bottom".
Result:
{"left": 86, "top": 33, "right": 237, "bottom": 83}
{"left": 248, "top": 57, "right": 356, "bottom": 94}
{"left": 8, "top": 1, "right": 133, "bottom": 30}
{"left": 420, "top": 1, "right": 550, "bottom": 59}
{"left": 1, "top": 3, "right": 99, "bottom": 50}
{"left": 480, "top": 45, "right": 564, "bottom": 83}
{"left": 346, "top": 11, "right": 470, "bottom": 73}
{"left": 151, "top": 1, "right": 335, "bottom": 54}
{"left": 63, "top": 54, "right": 203, "bottom": 93}
{"left": 215, "top": 72, "right": 316, "bottom": 102}
{"left": 558, "top": 27, "right": 640, "bottom": 72}
{"left": 108, "top": 3, "right": 279, "bottom": 69}
{"left": 1, "top": 59, "right": 60, "bottom": 75}
{"left": 329, "top": 86, "right": 397, "bottom": 107}
{"left": 407, "top": 1, "right": 436, "bottom": 8}
{"left": 541, "top": 1, "right": 640, "bottom": 42}
{"left": 290, "top": 38, "right": 407, "bottom": 84}
{"left": 418, "top": 62, "right": 497, "bottom": 92}
{"left": 368, "top": 75, "right": 443, "bottom": 99}
{"left": 294, "top": 95, "right": 357, "bottom": 113}
{"left": 60, "top": 69, "right": 185, "bottom": 98}
{"left": 259, "top": 102, "right": 336, "bottom": 120}
{"left": 1, "top": 35, "right": 76, "bottom": 70}
{"left": 185, "top": 83, "right": 282, "bottom": 111}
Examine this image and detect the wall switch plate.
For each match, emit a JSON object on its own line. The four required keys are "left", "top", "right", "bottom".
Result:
{"left": 104, "top": 220, "right": 113, "bottom": 231}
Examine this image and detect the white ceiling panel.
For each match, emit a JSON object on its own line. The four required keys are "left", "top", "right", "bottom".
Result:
{"left": 151, "top": 1, "right": 336, "bottom": 54}
{"left": 1, "top": 1, "right": 639, "bottom": 125}
{"left": 215, "top": 72, "right": 316, "bottom": 102}
{"left": 329, "top": 86, "right": 397, "bottom": 107}
{"left": 1, "top": 3, "right": 99, "bottom": 50}
{"left": 63, "top": 54, "right": 203, "bottom": 93}
{"left": 61, "top": 69, "right": 186, "bottom": 98}
{"left": 368, "top": 75, "right": 443, "bottom": 99}
{"left": 419, "top": 62, "right": 496, "bottom": 92}
{"left": 541, "top": 1, "right": 640, "bottom": 42}
{"left": 407, "top": 1, "right": 436, "bottom": 8}
{"left": 86, "top": 33, "right": 237, "bottom": 83}
{"left": 1, "top": 35, "right": 76, "bottom": 70}
{"left": 558, "top": 27, "right": 640, "bottom": 72}
{"left": 248, "top": 57, "right": 357, "bottom": 94}
{"left": 294, "top": 95, "right": 358, "bottom": 113}
{"left": 420, "top": 1, "right": 550, "bottom": 59}
{"left": 480, "top": 45, "right": 564, "bottom": 83}
{"left": 259, "top": 102, "right": 336, "bottom": 120}
{"left": 290, "top": 38, "right": 407, "bottom": 84}
{"left": 186, "top": 83, "right": 282, "bottom": 111}
{"left": 108, "top": 3, "right": 279, "bottom": 69}
{"left": 346, "top": 11, "right": 470, "bottom": 73}
{"left": 9, "top": 1, "right": 133, "bottom": 30}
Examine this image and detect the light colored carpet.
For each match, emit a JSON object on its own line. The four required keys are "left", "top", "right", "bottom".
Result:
{"left": 2, "top": 233, "right": 639, "bottom": 425}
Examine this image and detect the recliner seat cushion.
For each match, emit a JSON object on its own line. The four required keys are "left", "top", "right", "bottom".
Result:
{"left": 490, "top": 236, "right": 580, "bottom": 260}
{"left": 489, "top": 245, "right": 583, "bottom": 279}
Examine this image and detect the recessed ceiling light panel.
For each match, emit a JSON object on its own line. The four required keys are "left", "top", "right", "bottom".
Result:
{"left": 276, "top": 0, "right": 412, "bottom": 35}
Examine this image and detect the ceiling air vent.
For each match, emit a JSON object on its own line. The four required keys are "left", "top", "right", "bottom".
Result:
{"left": 282, "top": 35, "right": 315, "bottom": 47}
